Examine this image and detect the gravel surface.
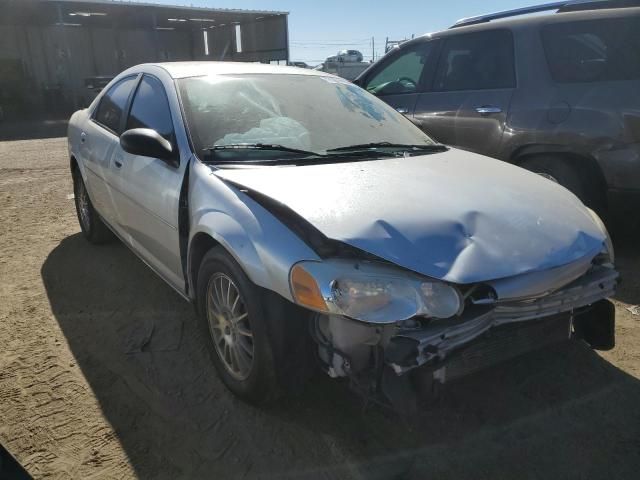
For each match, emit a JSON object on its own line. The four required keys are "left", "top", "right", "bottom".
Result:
{"left": 1, "top": 136, "right": 639, "bottom": 479}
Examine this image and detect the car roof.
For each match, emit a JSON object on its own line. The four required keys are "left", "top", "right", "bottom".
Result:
{"left": 144, "top": 61, "right": 334, "bottom": 79}
{"left": 403, "top": 6, "right": 640, "bottom": 46}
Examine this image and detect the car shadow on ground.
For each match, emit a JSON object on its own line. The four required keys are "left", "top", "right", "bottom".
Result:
{"left": 42, "top": 234, "right": 640, "bottom": 479}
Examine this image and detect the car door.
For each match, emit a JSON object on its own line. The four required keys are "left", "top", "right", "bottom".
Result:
{"left": 110, "top": 74, "right": 186, "bottom": 291}
{"left": 358, "top": 40, "right": 440, "bottom": 118}
{"left": 81, "top": 75, "right": 138, "bottom": 228}
{"left": 413, "top": 29, "right": 516, "bottom": 158}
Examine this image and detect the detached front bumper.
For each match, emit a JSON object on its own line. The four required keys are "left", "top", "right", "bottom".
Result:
{"left": 405, "top": 300, "right": 614, "bottom": 387}
{"left": 312, "top": 265, "right": 618, "bottom": 391}
{"left": 386, "top": 265, "right": 618, "bottom": 378}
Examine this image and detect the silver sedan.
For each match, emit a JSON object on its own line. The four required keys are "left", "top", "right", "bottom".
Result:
{"left": 67, "top": 62, "right": 617, "bottom": 407}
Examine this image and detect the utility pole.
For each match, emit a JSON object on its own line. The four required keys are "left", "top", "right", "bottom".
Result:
{"left": 384, "top": 36, "right": 411, "bottom": 53}
{"left": 371, "top": 36, "right": 375, "bottom": 62}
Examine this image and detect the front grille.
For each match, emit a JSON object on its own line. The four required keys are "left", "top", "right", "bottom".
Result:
{"left": 493, "top": 266, "right": 618, "bottom": 323}
{"left": 435, "top": 313, "right": 571, "bottom": 382}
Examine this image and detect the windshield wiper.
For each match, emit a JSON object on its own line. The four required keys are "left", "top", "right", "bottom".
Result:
{"left": 327, "top": 142, "right": 448, "bottom": 153}
{"left": 204, "top": 143, "right": 325, "bottom": 157}
{"left": 203, "top": 142, "right": 399, "bottom": 165}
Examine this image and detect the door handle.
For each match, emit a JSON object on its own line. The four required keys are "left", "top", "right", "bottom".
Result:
{"left": 396, "top": 107, "right": 409, "bottom": 114}
{"left": 114, "top": 160, "right": 123, "bottom": 168}
{"left": 80, "top": 132, "right": 87, "bottom": 143}
{"left": 475, "top": 106, "right": 502, "bottom": 115}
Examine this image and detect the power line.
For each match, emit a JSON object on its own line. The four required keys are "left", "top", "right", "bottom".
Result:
{"left": 290, "top": 34, "right": 413, "bottom": 63}
{"left": 291, "top": 45, "right": 369, "bottom": 49}
{"left": 291, "top": 41, "right": 370, "bottom": 44}
{"left": 290, "top": 42, "right": 371, "bottom": 46}
{"left": 290, "top": 38, "right": 371, "bottom": 43}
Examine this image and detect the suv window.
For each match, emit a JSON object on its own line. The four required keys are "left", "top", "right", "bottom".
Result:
{"left": 433, "top": 30, "right": 515, "bottom": 91}
{"left": 93, "top": 76, "right": 137, "bottom": 133}
{"left": 365, "top": 42, "right": 437, "bottom": 96}
{"left": 126, "top": 75, "right": 174, "bottom": 142}
{"left": 542, "top": 17, "right": 640, "bottom": 83}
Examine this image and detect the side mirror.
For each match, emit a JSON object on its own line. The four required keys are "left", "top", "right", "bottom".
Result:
{"left": 120, "top": 128, "right": 175, "bottom": 162}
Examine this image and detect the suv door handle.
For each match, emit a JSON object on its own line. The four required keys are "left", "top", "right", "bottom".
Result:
{"left": 396, "top": 107, "right": 409, "bottom": 114}
{"left": 475, "top": 106, "right": 502, "bottom": 115}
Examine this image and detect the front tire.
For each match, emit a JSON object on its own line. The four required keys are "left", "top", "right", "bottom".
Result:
{"left": 197, "top": 247, "right": 281, "bottom": 403}
{"left": 73, "top": 170, "right": 114, "bottom": 244}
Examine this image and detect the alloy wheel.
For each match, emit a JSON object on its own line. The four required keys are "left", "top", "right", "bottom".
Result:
{"left": 76, "top": 178, "right": 91, "bottom": 231}
{"left": 206, "top": 272, "right": 255, "bottom": 380}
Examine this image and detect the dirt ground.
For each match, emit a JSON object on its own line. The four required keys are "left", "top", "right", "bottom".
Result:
{"left": 1, "top": 136, "right": 639, "bottom": 480}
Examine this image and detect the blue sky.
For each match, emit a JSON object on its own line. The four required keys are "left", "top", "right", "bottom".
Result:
{"left": 150, "top": 0, "right": 536, "bottom": 64}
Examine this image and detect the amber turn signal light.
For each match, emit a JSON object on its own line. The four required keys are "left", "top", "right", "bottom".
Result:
{"left": 290, "top": 264, "right": 328, "bottom": 312}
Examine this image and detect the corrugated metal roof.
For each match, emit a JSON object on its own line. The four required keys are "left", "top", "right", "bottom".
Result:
{"left": 40, "top": 0, "right": 288, "bottom": 16}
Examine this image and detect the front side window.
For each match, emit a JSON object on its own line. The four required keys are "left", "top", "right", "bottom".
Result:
{"left": 178, "top": 74, "right": 436, "bottom": 159}
{"left": 364, "top": 43, "right": 436, "bottom": 96}
{"left": 433, "top": 30, "right": 515, "bottom": 91}
{"left": 542, "top": 17, "right": 640, "bottom": 83}
{"left": 93, "top": 76, "right": 137, "bottom": 133}
{"left": 126, "top": 75, "right": 174, "bottom": 142}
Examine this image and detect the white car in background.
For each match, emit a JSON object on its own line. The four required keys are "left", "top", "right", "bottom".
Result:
{"left": 337, "top": 49, "right": 364, "bottom": 62}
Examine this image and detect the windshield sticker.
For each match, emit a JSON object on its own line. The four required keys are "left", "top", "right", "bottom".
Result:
{"left": 336, "top": 84, "right": 392, "bottom": 122}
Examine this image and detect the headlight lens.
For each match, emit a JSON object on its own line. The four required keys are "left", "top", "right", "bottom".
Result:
{"left": 586, "top": 208, "right": 614, "bottom": 264}
{"left": 290, "top": 260, "right": 461, "bottom": 323}
{"left": 332, "top": 277, "right": 419, "bottom": 322}
{"left": 421, "top": 281, "right": 463, "bottom": 318}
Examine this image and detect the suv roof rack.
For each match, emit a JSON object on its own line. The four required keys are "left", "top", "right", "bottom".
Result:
{"left": 450, "top": 0, "right": 640, "bottom": 28}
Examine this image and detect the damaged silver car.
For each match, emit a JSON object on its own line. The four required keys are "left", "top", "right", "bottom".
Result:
{"left": 67, "top": 62, "right": 617, "bottom": 406}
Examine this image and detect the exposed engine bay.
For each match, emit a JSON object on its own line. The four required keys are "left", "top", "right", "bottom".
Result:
{"left": 309, "top": 263, "right": 618, "bottom": 408}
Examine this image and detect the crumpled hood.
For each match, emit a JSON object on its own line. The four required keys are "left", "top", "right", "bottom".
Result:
{"left": 214, "top": 149, "right": 605, "bottom": 284}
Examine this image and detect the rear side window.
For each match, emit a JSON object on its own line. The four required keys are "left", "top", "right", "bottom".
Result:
{"left": 93, "top": 76, "right": 137, "bottom": 133}
{"left": 126, "top": 75, "right": 174, "bottom": 142}
{"left": 433, "top": 30, "right": 515, "bottom": 91}
{"left": 542, "top": 17, "right": 640, "bottom": 83}
{"left": 365, "top": 42, "right": 438, "bottom": 96}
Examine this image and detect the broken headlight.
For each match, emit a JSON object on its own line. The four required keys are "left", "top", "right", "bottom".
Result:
{"left": 289, "top": 260, "right": 462, "bottom": 324}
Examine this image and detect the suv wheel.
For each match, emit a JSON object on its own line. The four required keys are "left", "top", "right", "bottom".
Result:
{"left": 519, "top": 156, "right": 603, "bottom": 212}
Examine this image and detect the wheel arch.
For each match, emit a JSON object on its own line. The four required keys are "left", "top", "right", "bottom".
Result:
{"left": 186, "top": 215, "right": 275, "bottom": 303}
{"left": 511, "top": 146, "right": 608, "bottom": 209}
{"left": 69, "top": 154, "right": 88, "bottom": 183}
{"left": 70, "top": 155, "right": 78, "bottom": 175}
{"left": 186, "top": 160, "right": 323, "bottom": 305}
{"left": 188, "top": 231, "right": 221, "bottom": 301}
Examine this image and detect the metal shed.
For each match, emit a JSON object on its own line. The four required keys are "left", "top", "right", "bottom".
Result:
{"left": 0, "top": 0, "right": 289, "bottom": 118}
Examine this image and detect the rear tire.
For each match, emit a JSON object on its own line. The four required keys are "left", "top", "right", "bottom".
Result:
{"left": 73, "top": 169, "right": 114, "bottom": 244}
